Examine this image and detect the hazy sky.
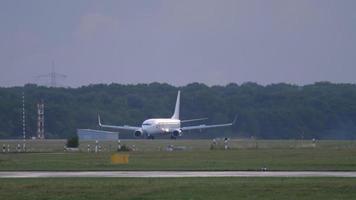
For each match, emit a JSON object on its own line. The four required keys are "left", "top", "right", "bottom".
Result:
{"left": 1, "top": 0, "right": 356, "bottom": 87}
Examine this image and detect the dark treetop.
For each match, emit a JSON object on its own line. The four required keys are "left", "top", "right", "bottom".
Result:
{"left": 0, "top": 82, "right": 355, "bottom": 139}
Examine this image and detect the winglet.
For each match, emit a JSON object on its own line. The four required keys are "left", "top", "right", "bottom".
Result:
{"left": 232, "top": 114, "right": 238, "bottom": 125}
{"left": 98, "top": 114, "right": 102, "bottom": 127}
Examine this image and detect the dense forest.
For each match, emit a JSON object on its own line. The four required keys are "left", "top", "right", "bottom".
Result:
{"left": 0, "top": 82, "right": 356, "bottom": 139}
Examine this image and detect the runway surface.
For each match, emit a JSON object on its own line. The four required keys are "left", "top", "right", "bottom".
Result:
{"left": 1, "top": 171, "right": 356, "bottom": 178}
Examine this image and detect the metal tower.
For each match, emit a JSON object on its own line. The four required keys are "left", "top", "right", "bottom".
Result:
{"left": 36, "top": 61, "right": 67, "bottom": 87}
{"left": 37, "top": 100, "right": 45, "bottom": 139}
{"left": 22, "top": 92, "right": 26, "bottom": 150}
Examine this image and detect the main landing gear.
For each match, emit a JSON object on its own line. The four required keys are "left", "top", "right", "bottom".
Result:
{"left": 147, "top": 135, "right": 155, "bottom": 140}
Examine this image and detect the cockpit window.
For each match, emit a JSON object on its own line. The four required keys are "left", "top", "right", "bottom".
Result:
{"left": 142, "top": 123, "right": 152, "bottom": 126}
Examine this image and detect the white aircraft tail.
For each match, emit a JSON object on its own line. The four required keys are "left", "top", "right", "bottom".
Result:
{"left": 171, "top": 90, "right": 180, "bottom": 120}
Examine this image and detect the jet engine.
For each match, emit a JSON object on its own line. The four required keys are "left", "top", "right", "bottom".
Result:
{"left": 134, "top": 129, "right": 143, "bottom": 137}
{"left": 172, "top": 129, "right": 182, "bottom": 137}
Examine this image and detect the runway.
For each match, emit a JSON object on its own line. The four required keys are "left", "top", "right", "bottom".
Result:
{"left": 1, "top": 171, "right": 356, "bottom": 178}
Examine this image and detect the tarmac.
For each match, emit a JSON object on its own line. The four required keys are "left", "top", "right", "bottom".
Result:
{"left": 1, "top": 171, "right": 356, "bottom": 178}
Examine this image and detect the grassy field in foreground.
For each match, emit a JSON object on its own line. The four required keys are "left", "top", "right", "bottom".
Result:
{"left": 1, "top": 148, "right": 356, "bottom": 171}
{"left": 2, "top": 139, "right": 356, "bottom": 152}
{"left": 1, "top": 140, "right": 356, "bottom": 171}
{"left": 0, "top": 177, "right": 356, "bottom": 200}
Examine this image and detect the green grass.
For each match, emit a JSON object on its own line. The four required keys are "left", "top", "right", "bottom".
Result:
{"left": 1, "top": 140, "right": 356, "bottom": 171}
{"left": 3, "top": 139, "right": 356, "bottom": 152}
{"left": 1, "top": 148, "right": 356, "bottom": 171}
{"left": 0, "top": 177, "right": 356, "bottom": 200}
{"left": 1, "top": 140, "right": 356, "bottom": 199}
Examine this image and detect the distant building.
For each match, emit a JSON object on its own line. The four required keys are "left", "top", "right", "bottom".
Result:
{"left": 77, "top": 129, "right": 119, "bottom": 141}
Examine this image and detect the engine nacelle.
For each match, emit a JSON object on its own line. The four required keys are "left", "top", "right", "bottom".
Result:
{"left": 134, "top": 130, "right": 143, "bottom": 137}
{"left": 172, "top": 129, "right": 182, "bottom": 137}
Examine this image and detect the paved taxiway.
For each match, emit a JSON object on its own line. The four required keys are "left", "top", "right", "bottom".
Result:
{"left": 1, "top": 171, "right": 356, "bottom": 178}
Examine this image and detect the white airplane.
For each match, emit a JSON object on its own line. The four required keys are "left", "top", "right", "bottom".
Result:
{"left": 98, "top": 91, "right": 236, "bottom": 139}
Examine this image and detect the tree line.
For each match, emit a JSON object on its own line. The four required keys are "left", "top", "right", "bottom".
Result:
{"left": 0, "top": 82, "right": 355, "bottom": 139}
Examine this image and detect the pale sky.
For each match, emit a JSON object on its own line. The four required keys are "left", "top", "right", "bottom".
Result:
{"left": 1, "top": 0, "right": 356, "bottom": 87}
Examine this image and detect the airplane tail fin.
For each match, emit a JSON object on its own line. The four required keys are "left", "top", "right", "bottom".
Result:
{"left": 171, "top": 90, "right": 180, "bottom": 120}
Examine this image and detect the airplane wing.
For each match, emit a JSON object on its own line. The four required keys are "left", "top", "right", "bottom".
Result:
{"left": 181, "top": 118, "right": 208, "bottom": 123}
{"left": 181, "top": 116, "right": 237, "bottom": 131}
{"left": 98, "top": 115, "right": 140, "bottom": 131}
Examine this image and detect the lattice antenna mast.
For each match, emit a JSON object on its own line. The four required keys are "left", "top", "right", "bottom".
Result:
{"left": 37, "top": 100, "right": 45, "bottom": 139}
{"left": 22, "top": 92, "right": 26, "bottom": 150}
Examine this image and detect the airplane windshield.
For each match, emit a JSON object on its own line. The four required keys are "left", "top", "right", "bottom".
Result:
{"left": 142, "top": 123, "right": 152, "bottom": 126}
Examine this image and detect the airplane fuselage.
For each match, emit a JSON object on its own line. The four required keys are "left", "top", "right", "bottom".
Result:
{"left": 141, "top": 118, "right": 180, "bottom": 136}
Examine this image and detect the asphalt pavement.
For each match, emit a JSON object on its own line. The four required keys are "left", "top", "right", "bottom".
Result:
{"left": 1, "top": 171, "right": 356, "bottom": 178}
